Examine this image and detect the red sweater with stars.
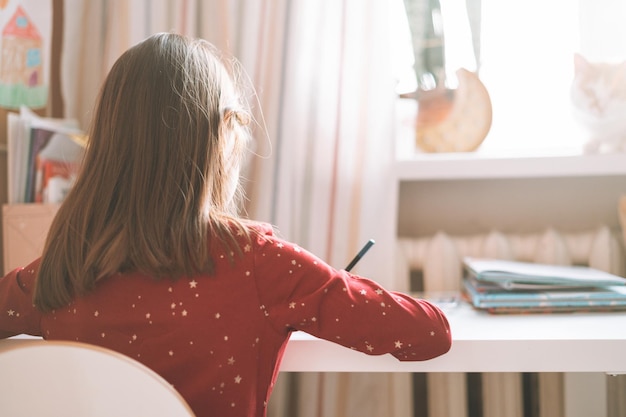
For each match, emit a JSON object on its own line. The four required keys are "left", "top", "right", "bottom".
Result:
{"left": 0, "top": 223, "right": 451, "bottom": 417}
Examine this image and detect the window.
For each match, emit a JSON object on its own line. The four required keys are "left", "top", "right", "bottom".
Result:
{"left": 395, "top": 0, "right": 626, "bottom": 154}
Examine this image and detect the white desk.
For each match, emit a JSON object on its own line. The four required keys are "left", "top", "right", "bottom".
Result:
{"left": 281, "top": 300, "right": 626, "bottom": 374}
{"left": 5, "top": 302, "right": 622, "bottom": 417}
{"left": 4, "top": 300, "right": 626, "bottom": 374}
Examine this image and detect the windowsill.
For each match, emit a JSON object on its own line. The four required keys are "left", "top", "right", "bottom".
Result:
{"left": 395, "top": 147, "right": 626, "bottom": 181}
{"left": 391, "top": 97, "right": 626, "bottom": 181}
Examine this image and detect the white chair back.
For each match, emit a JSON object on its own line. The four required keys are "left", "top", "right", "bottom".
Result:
{"left": 0, "top": 339, "right": 195, "bottom": 417}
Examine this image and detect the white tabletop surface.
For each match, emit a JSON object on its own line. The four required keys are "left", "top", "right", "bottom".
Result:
{"left": 5, "top": 299, "right": 626, "bottom": 374}
{"left": 280, "top": 299, "right": 626, "bottom": 374}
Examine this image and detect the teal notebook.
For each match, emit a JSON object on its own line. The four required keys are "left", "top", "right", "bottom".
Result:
{"left": 463, "top": 257, "right": 626, "bottom": 290}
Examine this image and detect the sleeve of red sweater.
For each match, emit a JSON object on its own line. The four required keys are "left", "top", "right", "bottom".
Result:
{"left": 0, "top": 260, "right": 42, "bottom": 339}
{"left": 252, "top": 231, "right": 451, "bottom": 361}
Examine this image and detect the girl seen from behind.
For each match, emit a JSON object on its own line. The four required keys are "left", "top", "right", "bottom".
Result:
{"left": 0, "top": 33, "right": 451, "bottom": 417}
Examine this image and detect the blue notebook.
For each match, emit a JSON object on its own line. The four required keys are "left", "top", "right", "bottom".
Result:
{"left": 462, "top": 258, "right": 626, "bottom": 313}
{"left": 463, "top": 277, "right": 626, "bottom": 309}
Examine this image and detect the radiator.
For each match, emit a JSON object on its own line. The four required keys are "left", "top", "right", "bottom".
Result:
{"left": 397, "top": 226, "right": 625, "bottom": 417}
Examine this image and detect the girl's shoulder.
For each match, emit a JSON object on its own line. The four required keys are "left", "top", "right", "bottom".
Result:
{"left": 218, "top": 219, "right": 278, "bottom": 251}
{"left": 235, "top": 220, "right": 277, "bottom": 242}
{"left": 245, "top": 220, "right": 275, "bottom": 236}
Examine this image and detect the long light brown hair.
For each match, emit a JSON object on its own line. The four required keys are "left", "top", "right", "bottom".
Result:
{"left": 34, "top": 33, "right": 253, "bottom": 312}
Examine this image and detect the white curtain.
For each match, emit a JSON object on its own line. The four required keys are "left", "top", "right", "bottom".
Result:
{"left": 61, "top": 1, "right": 412, "bottom": 416}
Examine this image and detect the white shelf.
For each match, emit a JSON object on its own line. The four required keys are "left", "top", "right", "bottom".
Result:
{"left": 395, "top": 151, "right": 626, "bottom": 181}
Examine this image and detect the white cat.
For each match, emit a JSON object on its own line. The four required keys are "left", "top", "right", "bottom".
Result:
{"left": 570, "top": 53, "right": 626, "bottom": 153}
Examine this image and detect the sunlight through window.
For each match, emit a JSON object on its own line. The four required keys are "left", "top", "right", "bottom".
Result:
{"left": 395, "top": 0, "right": 626, "bottom": 155}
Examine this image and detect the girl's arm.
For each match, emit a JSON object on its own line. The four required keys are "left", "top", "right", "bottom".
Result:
{"left": 0, "top": 261, "right": 43, "bottom": 339}
{"left": 253, "top": 234, "right": 451, "bottom": 361}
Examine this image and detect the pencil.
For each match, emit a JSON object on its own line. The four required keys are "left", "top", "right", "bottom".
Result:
{"left": 345, "top": 239, "right": 375, "bottom": 272}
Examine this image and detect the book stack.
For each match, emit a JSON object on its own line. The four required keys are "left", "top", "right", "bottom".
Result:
{"left": 462, "top": 257, "right": 626, "bottom": 314}
{"left": 7, "top": 106, "right": 86, "bottom": 204}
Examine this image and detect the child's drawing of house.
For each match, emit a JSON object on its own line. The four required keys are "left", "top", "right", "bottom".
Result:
{"left": 0, "top": 5, "right": 47, "bottom": 108}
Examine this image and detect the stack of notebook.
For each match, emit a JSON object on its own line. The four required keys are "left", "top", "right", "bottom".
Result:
{"left": 462, "top": 257, "right": 626, "bottom": 313}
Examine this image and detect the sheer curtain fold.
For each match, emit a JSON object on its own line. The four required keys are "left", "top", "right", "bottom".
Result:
{"left": 254, "top": 0, "right": 399, "bottom": 276}
{"left": 61, "top": 1, "right": 407, "bottom": 415}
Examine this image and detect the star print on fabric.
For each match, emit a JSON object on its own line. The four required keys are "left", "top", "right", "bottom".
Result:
{"left": 0, "top": 223, "right": 453, "bottom": 417}
{"left": 94, "top": 311, "right": 99, "bottom": 317}
{"left": 430, "top": 331, "right": 436, "bottom": 336}
{"left": 7, "top": 309, "right": 15, "bottom": 316}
